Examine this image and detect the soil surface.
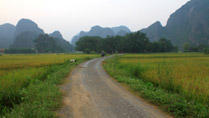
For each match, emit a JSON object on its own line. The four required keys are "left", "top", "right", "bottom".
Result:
{"left": 57, "top": 56, "right": 170, "bottom": 118}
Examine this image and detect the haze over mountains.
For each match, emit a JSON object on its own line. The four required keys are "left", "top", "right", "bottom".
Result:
{"left": 141, "top": 0, "right": 209, "bottom": 47}
{"left": 0, "top": 18, "right": 73, "bottom": 52}
{"left": 72, "top": 0, "right": 209, "bottom": 48}
{"left": 0, "top": 24, "right": 16, "bottom": 48}
{"left": 0, "top": 0, "right": 208, "bottom": 51}
{"left": 71, "top": 25, "right": 131, "bottom": 46}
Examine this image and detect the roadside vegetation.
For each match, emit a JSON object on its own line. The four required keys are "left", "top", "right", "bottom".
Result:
{"left": 0, "top": 54, "right": 98, "bottom": 118}
{"left": 103, "top": 53, "right": 209, "bottom": 118}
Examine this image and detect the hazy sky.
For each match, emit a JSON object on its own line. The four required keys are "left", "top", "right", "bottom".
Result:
{"left": 0, "top": 0, "right": 190, "bottom": 42}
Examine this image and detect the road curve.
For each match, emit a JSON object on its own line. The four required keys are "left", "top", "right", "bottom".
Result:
{"left": 57, "top": 56, "right": 170, "bottom": 118}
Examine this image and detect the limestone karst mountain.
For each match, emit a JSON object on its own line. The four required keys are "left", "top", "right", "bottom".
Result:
{"left": 141, "top": 0, "right": 209, "bottom": 47}
{"left": 0, "top": 23, "right": 16, "bottom": 48}
{"left": 49, "top": 31, "right": 74, "bottom": 52}
{"left": 71, "top": 25, "right": 131, "bottom": 46}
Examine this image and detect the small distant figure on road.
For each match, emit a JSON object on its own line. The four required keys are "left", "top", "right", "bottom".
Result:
{"left": 101, "top": 51, "right": 105, "bottom": 57}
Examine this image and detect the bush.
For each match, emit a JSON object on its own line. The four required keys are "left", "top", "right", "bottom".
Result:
{"left": 204, "top": 48, "right": 209, "bottom": 54}
{"left": 5, "top": 48, "right": 36, "bottom": 54}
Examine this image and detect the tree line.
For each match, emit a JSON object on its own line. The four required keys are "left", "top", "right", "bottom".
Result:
{"left": 76, "top": 31, "right": 177, "bottom": 53}
{"left": 5, "top": 34, "right": 73, "bottom": 54}
{"left": 183, "top": 43, "right": 209, "bottom": 54}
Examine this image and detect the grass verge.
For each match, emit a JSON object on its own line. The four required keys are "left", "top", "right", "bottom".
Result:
{"left": 1, "top": 57, "right": 93, "bottom": 118}
{"left": 103, "top": 56, "right": 208, "bottom": 118}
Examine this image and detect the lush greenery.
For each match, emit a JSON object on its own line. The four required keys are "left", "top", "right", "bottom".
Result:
{"left": 204, "top": 48, "right": 209, "bottom": 54}
{"left": 5, "top": 48, "right": 36, "bottom": 54}
{"left": 0, "top": 54, "right": 98, "bottom": 117}
{"left": 103, "top": 53, "right": 209, "bottom": 118}
{"left": 34, "top": 34, "right": 64, "bottom": 53}
{"left": 76, "top": 31, "right": 177, "bottom": 53}
{"left": 183, "top": 43, "right": 209, "bottom": 53}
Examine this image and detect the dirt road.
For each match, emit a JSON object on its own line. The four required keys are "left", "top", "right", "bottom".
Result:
{"left": 57, "top": 56, "right": 170, "bottom": 118}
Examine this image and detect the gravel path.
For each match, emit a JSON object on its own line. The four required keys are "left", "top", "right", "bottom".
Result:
{"left": 57, "top": 56, "right": 170, "bottom": 118}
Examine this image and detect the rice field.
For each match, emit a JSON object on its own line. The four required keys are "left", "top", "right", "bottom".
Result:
{"left": 120, "top": 53, "right": 209, "bottom": 105}
{"left": 104, "top": 53, "right": 209, "bottom": 117}
{"left": 0, "top": 54, "right": 96, "bottom": 72}
{"left": 0, "top": 54, "right": 98, "bottom": 116}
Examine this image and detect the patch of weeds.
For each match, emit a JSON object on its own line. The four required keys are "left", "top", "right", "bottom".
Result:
{"left": 1, "top": 59, "right": 84, "bottom": 118}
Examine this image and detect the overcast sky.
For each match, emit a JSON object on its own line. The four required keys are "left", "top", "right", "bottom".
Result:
{"left": 0, "top": 0, "right": 190, "bottom": 42}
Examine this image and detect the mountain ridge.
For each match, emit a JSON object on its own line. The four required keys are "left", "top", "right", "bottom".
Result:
{"left": 0, "top": 18, "right": 73, "bottom": 52}
{"left": 0, "top": 23, "right": 16, "bottom": 48}
{"left": 71, "top": 25, "right": 131, "bottom": 46}
{"left": 141, "top": 0, "right": 209, "bottom": 47}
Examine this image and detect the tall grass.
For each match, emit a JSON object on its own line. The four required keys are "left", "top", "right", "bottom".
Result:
{"left": 104, "top": 53, "right": 209, "bottom": 117}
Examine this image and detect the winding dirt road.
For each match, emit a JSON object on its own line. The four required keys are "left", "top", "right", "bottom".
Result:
{"left": 57, "top": 56, "right": 170, "bottom": 118}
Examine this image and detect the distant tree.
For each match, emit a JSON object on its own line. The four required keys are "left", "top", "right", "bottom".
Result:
{"left": 34, "top": 34, "right": 64, "bottom": 53}
{"left": 121, "top": 31, "right": 151, "bottom": 53}
{"left": 183, "top": 43, "right": 209, "bottom": 52}
{"left": 103, "top": 36, "right": 122, "bottom": 53}
{"left": 76, "top": 36, "right": 103, "bottom": 53}
{"left": 203, "top": 48, "right": 209, "bottom": 54}
{"left": 5, "top": 48, "right": 36, "bottom": 54}
{"left": 151, "top": 41, "right": 161, "bottom": 52}
{"left": 75, "top": 31, "right": 178, "bottom": 53}
{"left": 183, "top": 43, "right": 190, "bottom": 52}
{"left": 158, "top": 38, "right": 174, "bottom": 52}
{"left": 151, "top": 38, "right": 176, "bottom": 52}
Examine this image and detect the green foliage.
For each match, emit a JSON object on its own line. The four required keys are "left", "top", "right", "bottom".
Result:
{"left": 120, "top": 31, "right": 151, "bottom": 53}
{"left": 103, "top": 56, "right": 209, "bottom": 118}
{"left": 2, "top": 63, "right": 72, "bottom": 118}
{"left": 152, "top": 38, "right": 176, "bottom": 52}
{"left": 203, "top": 48, "right": 209, "bottom": 54}
{"left": 102, "top": 36, "right": 122, "bottom": 53}
{"left": 34, "top": 34, "right": 64, "bottom": 53}
{"left": 183, "top": 43, "right": 209, "bottom": 52}
{"left": 76, "top": 36, "right": 103, "bottom": 53}
{"left": 5, "top": 48, "right": 36, "bottom": 54}
{"left": 0, "top": 54, "right": 98, "bottom": 117}
{"left": 76, "top": 31, "right": 176, "bottom": 53}
{"left": 54, "top": 38, "right": 74, "bottom": 53}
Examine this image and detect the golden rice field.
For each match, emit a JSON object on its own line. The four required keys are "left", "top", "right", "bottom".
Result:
{"left": 0, "top": 54, "right": 98, "bottom": 110}
{"left": 0, "top": 54, "right": 97, "bottom": 76}
{"left": 120, "top": 53, "right": 209, "bottom": 105}
{"left": 0, "top": 54, "right": 98, "bottom": 92}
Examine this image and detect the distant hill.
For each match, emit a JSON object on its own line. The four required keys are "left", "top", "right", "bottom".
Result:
{"left": 111, "top": 26, "right": 131, "bottom": 35}
{"left": 49, "top": 31, "right": 74, "bottom": 52}
{"left": 88, "top": 25, "right": 115, "bottom": 38}
{"left": 11, "top": 19, "right": 44, "bottom": 48}
{"left": 141, "top": 21, "right": 166, "bottom": 42}
{"left": 71, "top": 25, "right": 131, "bottom": 46}
{"left": 0, "top": 18, "right": 74, "bottom": 52}
{"left": 141, "top": 0, "right": 209, "bottom": 47}
{"left": 0, "top": 23, "right": 16, "bottom": 48}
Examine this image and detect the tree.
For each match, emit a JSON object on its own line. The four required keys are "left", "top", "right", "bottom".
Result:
{"left": 158, "top": 38, "right": 174, "bottom": 52}
{"left": 5, "top": 48, "right": 36, "bottom": 54}
{"left": 121, "top": 31, "right": 151, "bottom": 53}
{"left": 103, "top": 36, "right": 122, "bottom": 53}
{"left": 34, "top": 34, "right": 64, "bottom": 53}
{"left": 183, "top": 43, "right": 190, "bottom": 52}
{"left": 75, "top": 31, "right": 177, "bottom": 53}
{"left": 76, "top": 36, "right": 103, "bottom": 53}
